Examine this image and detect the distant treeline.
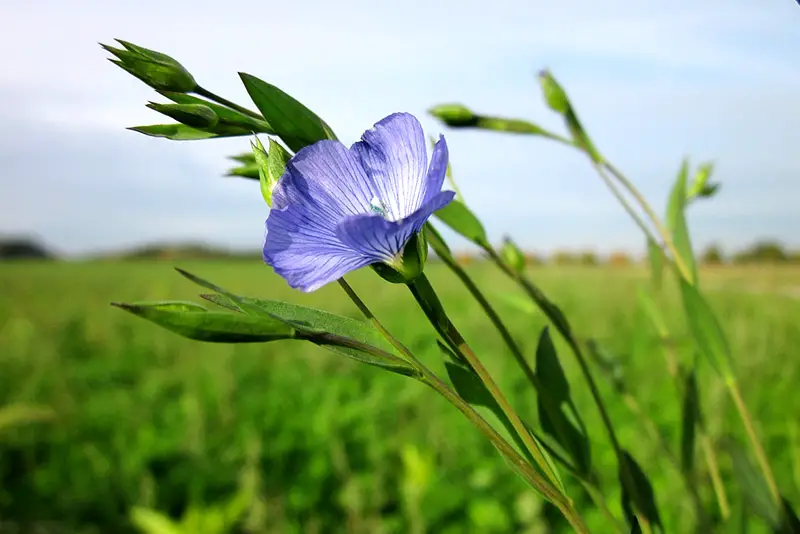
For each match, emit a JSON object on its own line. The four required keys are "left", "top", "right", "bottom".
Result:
{"left": 1, "top": 237, "right": 799, "bottom": 265}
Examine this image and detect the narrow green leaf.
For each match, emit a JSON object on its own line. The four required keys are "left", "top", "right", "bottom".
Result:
{"left": 636, "top": 288, "right": 668, "bottom": 337}
{"left": 111, "top": 300, "right": 295, "bottom": 343}
{"left": 535, "top": 327, "right": 591, "bottom": 475}
{"left": 434, "top": 200, "right": 487, "bottom": 246}
{"left": 619, "top": 450, "right": 663, "bottom": 531}
{"left": 666, "top": 158, "right": 698, "bottom": 285}
{"left": 679, "top": 278, "right": 734, "bottom": 379}
{"left": 445, "top": 361, "right": 495, "bottom": 408}
{"left": 444, "top": 360, "right": 565, "bottom": 493}
{"left": 226, "top": 164, "right": 259, "bottom": 180}
{"left": 646, "top": 239, "right": 664, "bottom": 291}
{"left": 680, "top": 368, "right": 700, "bottom": 475}
{"left": 727, "top": 439, "right": 781, "bottom": 527}
{"left": 778, "top": 498, "right": 800, "bottom": 534}
{"left": 157, "top": 91, "right": 272, "bottom": 132}
{"left": 128, "top": 123, "right": 251, "bottom": 140}
{"left": 178, "top": 269, "right": 415, "bottom": 376}
{"left": 228, "top": 152, "right": 256, "bottom": 164}
{"left": 535, "top": 327, "right": 569, "bottom": 403}
{"left": 238, "top": 73, "right": 336, "bottom": 152}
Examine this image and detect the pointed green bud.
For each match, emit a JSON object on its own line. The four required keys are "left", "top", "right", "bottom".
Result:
{"left": 687, "top": 162, "right": 719, "bottom": 201}
{"left": 250, "top": 137, "right": 271, "bottom": 206}
{"left": 537, "top": 70, "right": 569, "bottom": 114}
{"left": 101, "top": 39, "right": 197, "bottom": 93}
{"left": 146, "top": 102, "right": 218, "bottom": 129}
{"left": 428, "top": 104, "right": 478, "bottom": 127}
{"left": 500, "top": 237, "right": 525, "bottom": 273}
{"left": 371, "top": 231, "right": 429, "bottom": 285}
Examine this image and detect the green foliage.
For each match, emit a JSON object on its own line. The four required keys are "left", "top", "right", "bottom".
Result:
{"left": 2, "top": 262, "right": 798, "bottom": 533}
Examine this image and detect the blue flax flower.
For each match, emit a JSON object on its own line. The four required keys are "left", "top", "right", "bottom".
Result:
{"left": 263, "top": 112, "right": 454, "bottom": 292}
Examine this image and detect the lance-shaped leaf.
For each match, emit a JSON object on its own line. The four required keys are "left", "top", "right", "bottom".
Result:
{"left": 128, "top": 123, "right": 252, "bottom": 141}
{"left": 434, "top": 199, "right": 488, "bottom": 246}
{"left": 666, "top": 159, "right": 698, "bottom": 285}
{"left": 102, "top": 39, "right": 197, "bottom": 93}
{"left": 535, "top": 327, "right": 591, "bottom": 476}
{"left": 538, "top": 70, "right": 601, "bottom": 163}
{"left": 779, "top": 498, "right": 800, "bottom": 534}
{"left": 619, "top": 450, "right": 663, "bottom": 532}
{"left": 157, "top": 91, "right": 272, "bottom": 133}
{"left": 679, "top": 278, "right": 734, "bottom": 379}
{"left": 175, "top": 269, "right": 416, "bottom": 376}
{"left": 680, "top": 368, "right": 701, "bottom": 476}
{"left": 111, "top": 300, "right": 295, "bottom": 343}
{"left": 226, "top": 164, "right": 259, "bottom": 180}
{"left": 443, "top": 357, "right": 564, "bottom": 494}
{"left": 239, "top": 73, "right": 336, "bottom": 152}
{"left": 727, "top": 438, "right": 781, "bottom": 528}
{"left": 228, "top": 152, "right": 256, "bottom": 165}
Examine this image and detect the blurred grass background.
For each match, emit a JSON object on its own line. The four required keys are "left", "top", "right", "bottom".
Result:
{"left": 1, "top": 260, "right": 799, "bottom": 533}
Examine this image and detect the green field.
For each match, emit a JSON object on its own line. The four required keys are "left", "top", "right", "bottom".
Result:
{"left": 1, "top": 260, "right": 799, "bottom": 533}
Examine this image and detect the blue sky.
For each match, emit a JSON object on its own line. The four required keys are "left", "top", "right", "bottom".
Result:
{"left": 1, "top": 0, "right": 798, "bottom": 257}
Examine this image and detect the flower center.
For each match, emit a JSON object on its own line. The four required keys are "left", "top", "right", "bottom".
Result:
{"left": 369, "top": 197, "right": 388, "bottom": 218}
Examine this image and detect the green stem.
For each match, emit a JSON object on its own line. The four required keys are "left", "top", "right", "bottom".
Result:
{"left": 589, "top": 161, "right": 659, "bottom": 247}
{"left": 194, "top": 86, "right": 265, "bottom": 121}
{"left": 406, "top": 274, "right": 563, "bottom": 490}
{"left": 483, "top": 246, "right": 652, "bottom": 523}
{"left": 419, "top": 368, "right": 590, "bottom": 533}
{"left": 432, "top": 229, "right": 623, "bottom": 530}
{"left": 600, "top": 161, "right": 692, "bottom": 282}
{"left": 727, "top": 379, "right": 781, "bottom": 504}
{"left": 484, "top": 247, "right": 623, "bottom": 454}
{"left": 335, "top": 277, "right": 589, "bottom": 532}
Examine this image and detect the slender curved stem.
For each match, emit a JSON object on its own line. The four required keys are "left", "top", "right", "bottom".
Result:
{"left": 727, "top": 379, "right": 781, "bottom": 504}
{"left": 484, "top": 247, "right": 623, "bottom": 453}
{"left": 601, "top": 161, "right": 691, "bottom": 281}
{"left": 406, "top": 274, "right": 563, "bottom": 489}
{"left": 335, "top": 277, "right": 589, "bottom": 532}
{"left": 194, "top": 85, "right": 265, "bottom": 121}
{"left": 431, "top": 230, "right": 623, "bottom": 530}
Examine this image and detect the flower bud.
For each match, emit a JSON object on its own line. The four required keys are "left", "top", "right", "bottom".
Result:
{"left": 146, "top": 102, "right": 218, "bottom": 129}
{"left": 102, "top": 39, "right": 197, "bottom": 93}
{"left": 538, "top": 70, "right": 570, "bottom": 114}
{"left": 371, "top": 231, "right": 429, "bottom": 285}
{"left": 427, "top": 104, "right": 479, "bottom": 127}
{"left": 500, "top": 237, "right": 526, "bottom": 273}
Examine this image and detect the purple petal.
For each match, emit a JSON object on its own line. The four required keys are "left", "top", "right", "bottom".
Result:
{"left": 352, "top": 113, "right": 430, "bottom": 221}
{"left": 424, "top": 135, "right": 449, "bottom": 205}
{"left": 264, "top": 140, "right": 379, "bottom": 292}
{"left": 336, "top": 190, "right": 455, "bottom": 260}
